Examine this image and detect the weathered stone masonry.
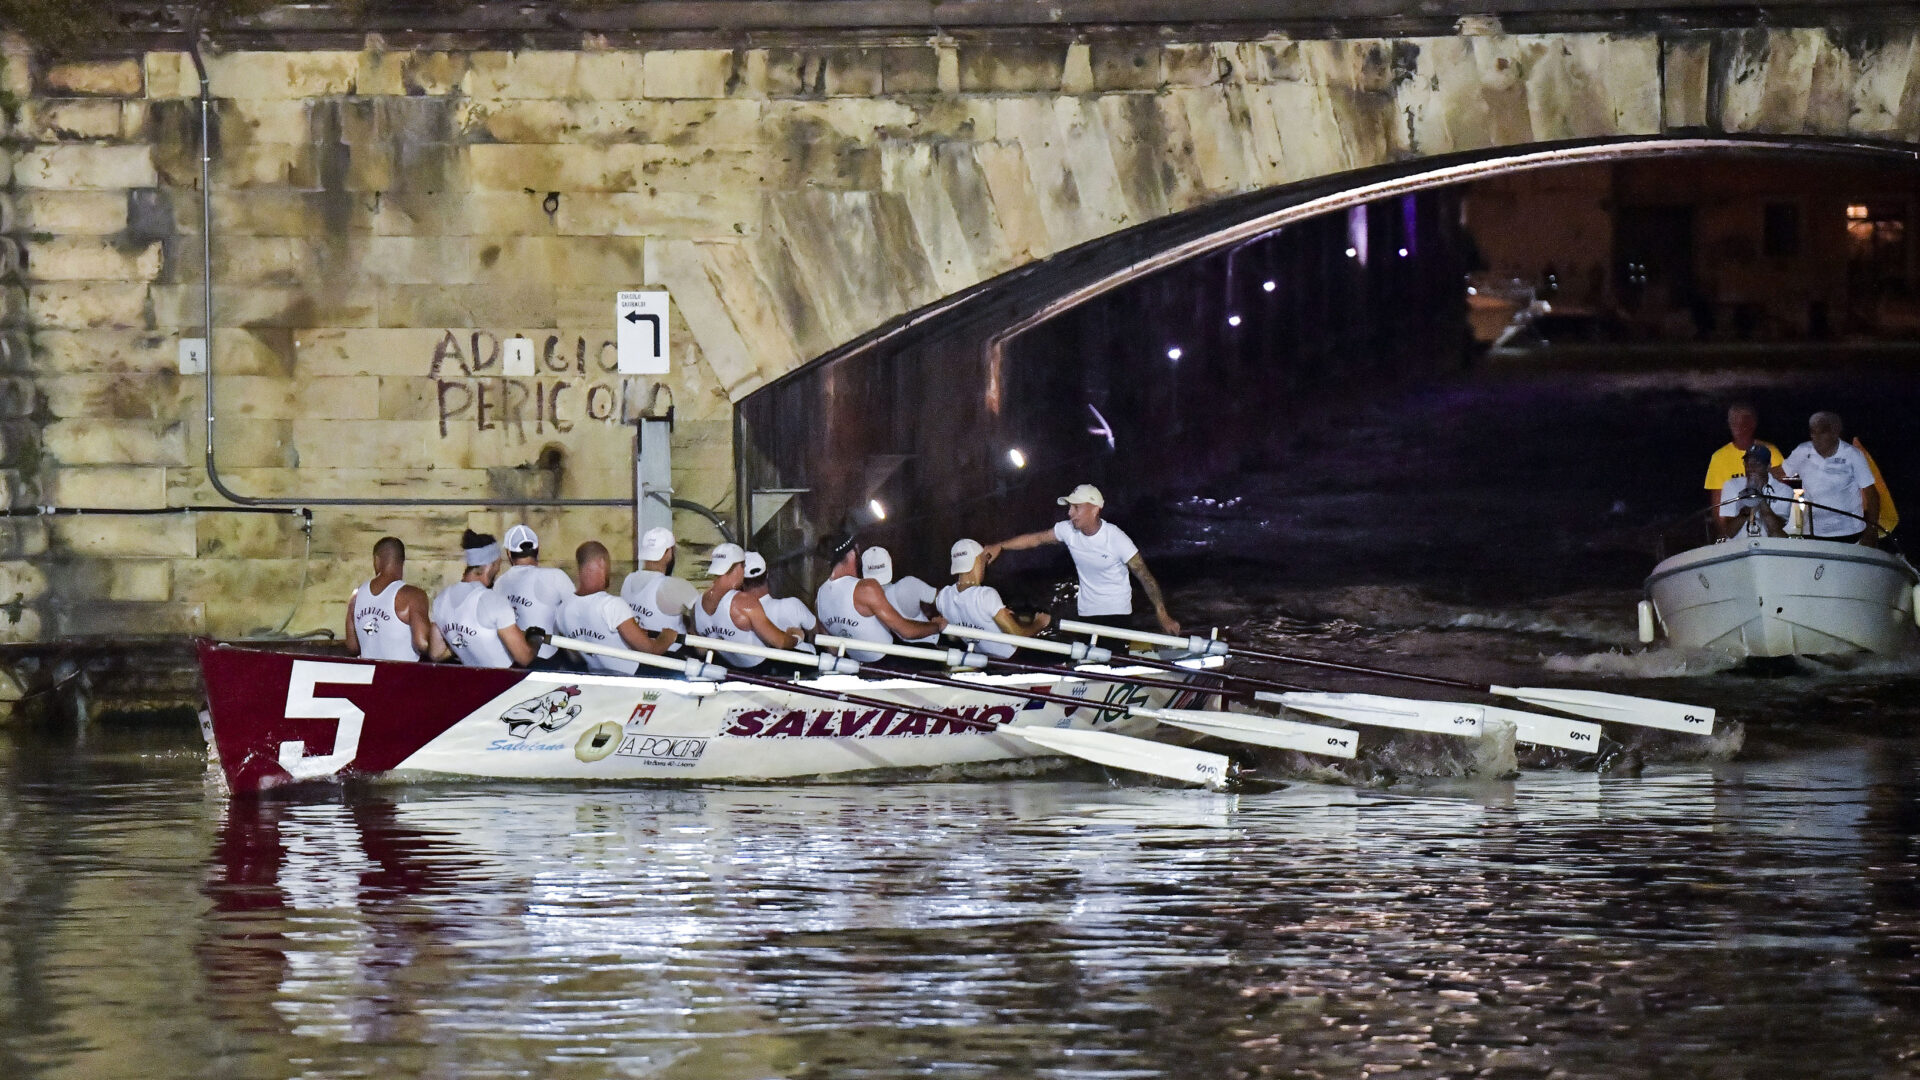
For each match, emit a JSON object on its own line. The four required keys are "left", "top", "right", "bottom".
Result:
{"left": 2, "top": 23, "right": 1920, "bottom": 644}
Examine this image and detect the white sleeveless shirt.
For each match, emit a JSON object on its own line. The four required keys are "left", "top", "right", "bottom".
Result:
{"left": 431, "top": 580, "right": 520, "bottom": 669}
{"left": 691, "top": 589, "right": 764, "bottom": 668}
{"left": 815, "top": 576, "right": 890, "bottom": 662}
{"left": 353, "top": 578, "right": 420, "bottom": 661}
{"left": 935, "top": 583, "right": 1015, "bottom": 658}
{"left": 620, "top": 569, "right": 693, "bottom": 634}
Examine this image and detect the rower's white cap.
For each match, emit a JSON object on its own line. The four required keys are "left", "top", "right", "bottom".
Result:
{"left": 860, "top": 546, "right": 894, "bottom": 585}
{"left": 1057, "top": 483, "right": 1105, "bottom": 507}
{"left": 638, "top": 526, "right": 676, "bottom": 561}
{"left": 707, "top": 542, "right": 746, "bottom": 576}
{"left": 743, "top": 552, "right": 767, "bottom": 579}
{"left": 504, "top": 524, "right": 539, "bottom": 554}
{"left": 949, "top": 538, "right": 984, "bottom": 575}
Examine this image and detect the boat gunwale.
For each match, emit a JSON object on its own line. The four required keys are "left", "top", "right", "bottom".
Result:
{"left": 1645, "top": 538, "right": 1919, "bottom": 591}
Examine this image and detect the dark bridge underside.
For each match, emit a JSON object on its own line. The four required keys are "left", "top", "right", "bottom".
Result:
{"left": 59, "top": 1, "right": 1920, "bottom": 51}
{"left": 733, "top": 135, "right": 1920, "bottom": 590}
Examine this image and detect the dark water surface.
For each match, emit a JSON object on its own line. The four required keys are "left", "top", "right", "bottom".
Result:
{"left": 3, "top": 719, "right": 1919, "bottom": 1080}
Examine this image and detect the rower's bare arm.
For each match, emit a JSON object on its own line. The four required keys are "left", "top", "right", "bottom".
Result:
{"left": 403, "top": 586, "right": 432, "bottom": 657}
{"left": 499, "top": 624, "right": 534, "bottom": 667}
{"left": 856, "top": 578, "right": 945, "bottom": 639}
{"left": 736, "top": 595, "right": 800, "bottom": 651}
{"left": 989, "top": 529, "right": 1059, "bottom": 556}
{"left": 616, "top": 617, "right": 676, "bottom": 656}
{"left": 427, "top": 622, "right": 452, "bottom": 662}
{"left": 344, "top": 590, "right": 361, "bottom": 655}
{"left": 1127, "top": 554, "right": 1181, "bottom": 635}
{"left": 992, "top": 607, "right": 1051, "bottom": 637}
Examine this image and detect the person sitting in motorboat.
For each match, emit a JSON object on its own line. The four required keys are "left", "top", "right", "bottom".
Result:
{"left": 1703, "top": 402, "right": 1785, "bottom": 521}
{"left": 428, "top": 530, "right": 534, "bottom": 668}
{"left": 555, "top": 541, "right": 680, "bottom": 674}
{"left": 935, "top": 539, "right": 1051, "bottom": 658}
{"left": 692, "top": 544, "right": 803, "bottom": 668}
{"left": 862, "top": 546, "right": 939, "bottom": 644}
{"left": 1717, "top": 445, "right": 1795, "bottom": 541}
{"left": 815, "top": 532, "right": 946, "bottom": 662}
{"left": 346, "top": 536, "right": 432, "bottom": 661}
{"left": 745, "top": 552, "right": 818, "bottom": 652}
{"left": 1783, "top": 411, "right": 1881, "bottom": 546}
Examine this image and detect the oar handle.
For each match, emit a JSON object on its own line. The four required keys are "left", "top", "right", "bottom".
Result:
{"left": 1058, "top": 618, "right": 1230, "bottom": 657}
{"left": 550, "top": 634, "right": 729, "bottom": 681}
{"left": 676, "top": 629, "right": 860, "bottom": 674}
{"left": 942, "top": 623, "right": 1113, "bottom": 663}
{"left": 815, "top": 633, "right": 988, "bottom": 670}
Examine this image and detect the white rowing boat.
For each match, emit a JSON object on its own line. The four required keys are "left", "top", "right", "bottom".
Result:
{"left": 1641, "top": 536, "right": 1920, "bottom": 657}
{"left": 197, "top": 640, "right": 1227, "bottom": 793}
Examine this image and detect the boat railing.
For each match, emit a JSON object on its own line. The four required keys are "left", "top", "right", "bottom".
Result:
{"left": 1651, "top": 494, "right": 1889, "bottom": 562}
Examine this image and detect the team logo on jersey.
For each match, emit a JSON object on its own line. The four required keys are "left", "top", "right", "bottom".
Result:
{"left": 499, "top": 686, "right": 582, "bottom": 739}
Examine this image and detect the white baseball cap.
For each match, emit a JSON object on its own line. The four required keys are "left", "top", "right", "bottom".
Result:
{"left": 504, "top": 524, "right": 539, "bottom": 554}
{"left": 743, "top": 551, "right": 767, "bottom": 579}
{"left": 1057, "top": 484, "right": 1105, "bottom": 507}
{"left": 707, "top": 543, "right": 746, "bottom": 576}
{"left": 860, "top": 546, "right": 894, "bottom": 585}
{"left": 638, "top": 526, "right": 676, "bottom": 561}
{"left": 949, "top": 538, "right": 984, "bottom": 575}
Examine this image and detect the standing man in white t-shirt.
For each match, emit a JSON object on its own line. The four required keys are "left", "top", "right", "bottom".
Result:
{"left": 620, "top": 526, "right": 700, "bottom": 637}
{"left": 429, "top": 530, "right": 534, "bottom": 668}
{"left": 862, "top": 546, "right": 939, "bottom": 644}
{"left": 554, "top": 541, "right": 680, "bottom": 675}
{"left": 1783, "top": 411, "right": 1881, "bottom": 544}
{"left": 935, "top": 539, "right": 1051, "bottom": 658}
{"left": 492, "top": 524, "right": 576, "bottom": 664}
{"left": 986, "top": 484, "right": 1180, "bottom": 634}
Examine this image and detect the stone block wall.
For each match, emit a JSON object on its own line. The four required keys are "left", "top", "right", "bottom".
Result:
{"left": 1, "top": 25, "right": 1918, "bottom": 642}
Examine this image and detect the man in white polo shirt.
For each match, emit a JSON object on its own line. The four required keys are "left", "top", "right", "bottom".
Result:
{"left": 1783, "top": 411, "right": 1882, "bottom": 544}
{"left": 986, "top": 484, "right": 1180, "bottom": 634}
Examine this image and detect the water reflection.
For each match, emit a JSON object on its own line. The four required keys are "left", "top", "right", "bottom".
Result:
{"left": 4, "top": 729, "right": 1920, "bottom": 1078}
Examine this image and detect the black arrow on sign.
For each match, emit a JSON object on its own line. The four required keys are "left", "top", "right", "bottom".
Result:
{"left": 623, "top": 311, "right": 661, "bottom": 357}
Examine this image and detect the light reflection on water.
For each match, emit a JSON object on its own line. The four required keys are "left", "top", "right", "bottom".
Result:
{"left": 2, "top": 728, "right": 1919, "bottom": 1079}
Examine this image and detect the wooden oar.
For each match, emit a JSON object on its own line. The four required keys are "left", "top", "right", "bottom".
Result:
{"left": 1056, "top": 618, "right": 1717, "bottom": 735}
{"left": 551, "top": 634, "right": 1232, "bottom": 788}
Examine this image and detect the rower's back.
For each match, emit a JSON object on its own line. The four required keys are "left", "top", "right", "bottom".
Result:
{"left": 431, "top": 580, "right": 518, "bottom": 668}
{"left": 352, "top": 576, "right": 419, "bottom": 661}
{"left": 816, "top": 575, "right": 891, "bottom": 661}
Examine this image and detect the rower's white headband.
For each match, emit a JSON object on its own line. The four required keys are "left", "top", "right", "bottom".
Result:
{"left": 465, "top": 542, "right": 502, "bottom": 566}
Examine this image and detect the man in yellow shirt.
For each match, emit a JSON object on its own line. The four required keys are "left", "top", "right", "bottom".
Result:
{"left": 1704, "top": 403, "right": 1784, "bottom": 518}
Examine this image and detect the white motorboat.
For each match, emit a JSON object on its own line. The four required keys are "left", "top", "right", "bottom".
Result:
{"left": 1641, "top": 536, "right": 1920, "bottom": 658}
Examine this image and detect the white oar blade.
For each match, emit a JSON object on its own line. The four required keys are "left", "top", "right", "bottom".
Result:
{"left": 1002, "top": 726, "right": 1230, "bottom": 789}
{"left": 1148, "top": 707, "right": 1358, "bottom": 759}
{"left": 1258, "top": 691, "right": 1484, "bottom": 738}
{"left": 1491, "top": 686, "right": 1714, "bottom": 735}
{"left": 1483, "top": 705, "right": 1603, "bottom": 753}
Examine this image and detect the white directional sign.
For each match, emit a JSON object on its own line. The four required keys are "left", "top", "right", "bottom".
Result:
{"left": 616, "top": 291, "right": 670, "bottom": 374}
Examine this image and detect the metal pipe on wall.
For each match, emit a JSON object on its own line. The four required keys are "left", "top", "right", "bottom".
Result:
{"left": 184, "top": 14, "right": 688, "bottom": 514}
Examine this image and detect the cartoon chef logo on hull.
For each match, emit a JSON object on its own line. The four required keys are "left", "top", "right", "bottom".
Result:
{"left": 500, "top": 686, "right": 583, "bottom": 739}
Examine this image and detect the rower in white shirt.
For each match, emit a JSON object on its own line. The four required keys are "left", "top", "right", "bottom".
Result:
{"left": 345, "top": 536, "right": 432, "bottom": 661}
{"left": 429, "top": 530, "right": 534, "bottom": 668}
{"left": 862, "top": 546, "right": 939, "bottom": 644}
{"left": 985, "top": 484, "right": 1180, "bottom": 634}
{"left": 553, "top": 541, "right": 679, "bottom": 675}
{"left": 492, "top": 524, "right": 575, "bottom": 663}
{"left": 690, "top": 544, "right": 800, "bottom": 668}
{"left": 741, "top": 552, "right": 819, "bottom": 654}
{"left": 620, "top": 526, "right": 700, "bottom": 639}
{"left": 934, "top": 539, "right": 1050, "bottom": 658}
{"left": 813, "top": 533, "right": 945, "bottom": 662}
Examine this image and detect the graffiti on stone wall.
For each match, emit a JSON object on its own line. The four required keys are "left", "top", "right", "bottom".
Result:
{"left": 430, "top": 330, "right": 653, "bottom": 439}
